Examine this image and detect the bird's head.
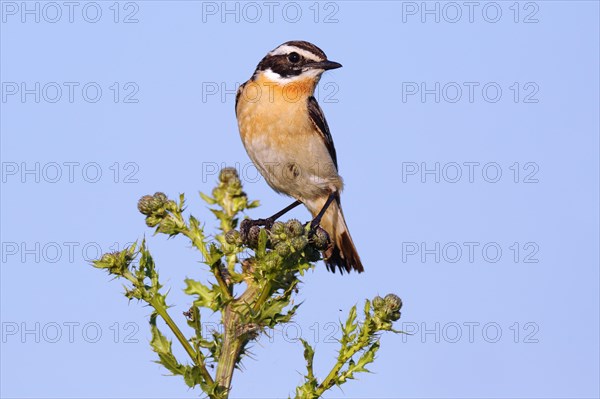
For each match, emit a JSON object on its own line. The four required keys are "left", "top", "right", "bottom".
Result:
{"left": 253, "top": 41, "right": 342, "bottom": 85}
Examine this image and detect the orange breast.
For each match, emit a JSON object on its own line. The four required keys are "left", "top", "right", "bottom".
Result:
{"left": 235, "top": 73, "right": 342, "bottom": 198}
{"left": 237, "top": 74, "right": 316, "bottom": 147}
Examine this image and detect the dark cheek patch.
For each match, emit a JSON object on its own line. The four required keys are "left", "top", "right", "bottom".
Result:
{"left": 257, "top": 55, "right": 303, "bottom": 78}
{"left": 271, "top": 62, "right": 302, "bottom": 78}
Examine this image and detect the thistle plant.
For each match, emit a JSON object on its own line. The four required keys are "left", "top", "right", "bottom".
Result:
{"left": 92, "top": 168, "right": 403, "bottom": 398}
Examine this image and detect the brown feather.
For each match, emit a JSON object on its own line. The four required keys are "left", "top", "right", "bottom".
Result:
{"left": 312, "top": 196, "right": 363, "bottom": 274}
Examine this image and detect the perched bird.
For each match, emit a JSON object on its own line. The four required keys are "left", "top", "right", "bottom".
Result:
{"left": 236, "top": 40, "right": 363, "bottom": 273}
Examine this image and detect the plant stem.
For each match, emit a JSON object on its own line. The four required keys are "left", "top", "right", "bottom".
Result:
{"left": 215, "top": 304, "right": 247, "bottom": 395}
{"left": 211, "top": 260, "right": 233, "bottom": 298}
{"left": 314, "top": 342, "right": 361, "bottom": 396}
{"left": 150, "top": 297, "right": 215, "bottom": 388}
{"left": 215, "top": 278, "right": 271, "bottom": 394}
{"left": 253, "top": 281, "right": 272, "bottom": 312}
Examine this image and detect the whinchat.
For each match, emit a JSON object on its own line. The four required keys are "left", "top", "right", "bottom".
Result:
{"left": 236, "top": 40, "right": 363, "bottom": 274}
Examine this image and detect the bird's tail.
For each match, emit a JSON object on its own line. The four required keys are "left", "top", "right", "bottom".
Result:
{"left": 307, "top": 196, "right": 363, "bottom": 274}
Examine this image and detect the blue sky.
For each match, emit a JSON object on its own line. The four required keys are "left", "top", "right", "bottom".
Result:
{"left": 1, "top": 1, "right": 599, "bottom": 398}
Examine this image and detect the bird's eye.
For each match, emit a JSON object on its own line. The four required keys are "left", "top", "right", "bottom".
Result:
{"left": 288, "top": 52, "right": 300, "bottom": 63}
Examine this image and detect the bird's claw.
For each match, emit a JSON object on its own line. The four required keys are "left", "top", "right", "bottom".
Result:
{"left": 240, "top": 217, "right": 275, "bottom": 241}
{"left": 308, "top": 219, "right": 321, "bottom": 237}
{"left": 264, "top": 218, "right": 275, "bottom": 230}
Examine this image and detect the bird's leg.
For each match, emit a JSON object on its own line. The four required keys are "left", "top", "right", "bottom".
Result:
{"left": 267, "top": 200, "right": 303, "bottom": 225}
{"left": 309, "top": 193, "right": 337, "bottom": 233}
{"left": 240, "top": 200, "right": 302, "bottom": 235}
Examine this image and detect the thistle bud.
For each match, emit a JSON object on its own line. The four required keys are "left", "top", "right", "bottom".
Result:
{"left": 137, "top": 192, "right": 169, "bottom": 216}
{"left": 239, "top": 219, "right": 251, "bottom": 243}
{"left": 275, "top": 242, "right": 291, "bottom": 257}
{"left": 269, "top": 222, "right": 287, "bottom": 245}
{"left": 270, "top": 221, "right": 285, "bottom": 235}
{"left": 291, "top": 236, "right": 308, "bottom": 251}
{"left": 153, "top": 192, "right": 168, "bottom": 204}
{"left": 99, "top": 252, "right": 117, "bottom": 267}
{"left": 372, "top": 293, "right": 403, "bottom": 327}
{"left": 219, "top": 167, "right": 240, "bottom": 185}
{"left": 285, "top": 219, "right": 304, "bottom": 238}
{"left": 157, "top": 214, "right": 183, "bottom": 236}
{"left": 247, "top": 225, "right": 261, "bottom": 248}
{"left": 137, "top": 195, "right": 155, "bottom": 215}
{"left": 389, "top": 310, "right": 401, "bottom": 322}
{"left": 93, "top": 249, "right": 134, "bottom": 276}
{"left": 225, "top": 229, "right": 241, "bottom": 245}
{"left": 372, "top": 296, "right": 385, "bottom": 310}
{"left": 310, "top": 227, "right": 330, "bottom": 250}
{"left": 145, "top": 215, "right": 161, "bottom": 228}
{"left": 384, "top": 294, "right": 402, "bottom": 312}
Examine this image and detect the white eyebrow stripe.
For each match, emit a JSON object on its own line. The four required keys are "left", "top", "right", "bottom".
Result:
{"left": 268, "top": 45, "right": 322, "bottom": 62}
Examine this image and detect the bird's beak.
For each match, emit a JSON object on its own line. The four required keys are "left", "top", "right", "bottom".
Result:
{"left": 306, "top": 60, "right": 343, "bottom": 71}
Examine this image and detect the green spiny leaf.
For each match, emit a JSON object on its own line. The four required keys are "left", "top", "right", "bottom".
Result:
{"left": 184, "top": 278, "right": 220, "bottom": 311}
{"left": 344, "top": 305, "right": 358, "bottom": 335}
{"left": 183, "top": 365, "right": 203, "bottom": 388}
{"left": 150, "top": 324, "right": 186, "bottom": 376}
{"left": 189, "top": 215, "right": 201, "bottom": 232}
{"left": 300, "top": 339, "right": 315, "bottom": 380}
{"left": 355, "top": 341, "right": 380, "bottom": 373}
{"left": 199, "top": 191, "right": 216, "bottom": 204}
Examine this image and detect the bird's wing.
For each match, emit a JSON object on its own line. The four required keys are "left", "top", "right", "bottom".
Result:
{"left": 307, "top": 95, "right": 338, "bottom": 169}
{"left": 235, "top": 81, "right": 246, "bottom": 117}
